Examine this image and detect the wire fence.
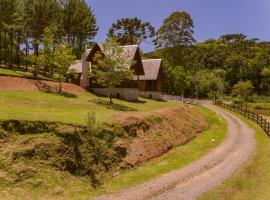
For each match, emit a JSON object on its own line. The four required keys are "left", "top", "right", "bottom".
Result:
{"left": 215, "top": 101, "right": 270, "bottom": 137}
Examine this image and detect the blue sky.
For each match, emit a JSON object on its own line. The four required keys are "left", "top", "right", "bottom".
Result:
{"left": 87, "top": 0, "right": 270, "bottom": 52}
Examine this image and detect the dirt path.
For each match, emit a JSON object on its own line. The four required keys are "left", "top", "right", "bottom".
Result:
{"left": 94, "top": 104, "right": 256, "bottom": 200}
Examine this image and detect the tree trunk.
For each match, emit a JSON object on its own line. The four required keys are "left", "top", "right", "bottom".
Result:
{"left": 108, "top": 86, "right": 113, "bottom": 104}
{"left": 195, "top": 85, "right": 198, "bottom": 103}
{"left": 0, "top": 29, "right": 2, "bottom": 65}
{"left": 9, "top": 29, "right": 14, "bottom": 68}
{"left": 3, "top": 30, "right": 7, "bottom": 64}
{"left": 59, "top": 74, "right": 62, "bottom": 93}
{"left": 34, "top": 38, "right": 39, "bottom": 57}
{"left": 16, "top": 31, "right": 21, "bottom": 67}
{"left": 25, "top": 33, "right": 28, "bottom": 72}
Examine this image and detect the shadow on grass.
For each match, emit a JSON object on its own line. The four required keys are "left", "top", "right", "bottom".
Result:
{"left": 89, "top": 99, "right": 138, "bottom": 111}
{"left": 128, "top": 100, "right": 147, "bottom": 104}
{"left": 36, "top": 81, "right": 78, "bottom": 98}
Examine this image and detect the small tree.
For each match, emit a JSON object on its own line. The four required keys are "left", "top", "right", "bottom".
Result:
{"left": 232, "top": 80, "right": 254, "bottom": 108}
{"left": 41, "top": 26, "right": 57, "bottom": 76}
{"left": 89, "top": 38, "right": 134, "bottom": 103}
{"left": 53, "top": 42, "right": 75, "bottom": 93}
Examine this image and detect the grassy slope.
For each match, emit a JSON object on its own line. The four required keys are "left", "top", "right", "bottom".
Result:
{"left": 0, "top": 67, "right": 59, "bottom": 81}
{"left": 199, "top": 109, "right": 270, "bottom": 200}
{"left": 0, "top": 91, "right": 180, "bottom": 124}
{"left": 0, "top": 106, "right": 227, "bottom": 200}
{"left": 0, "top": 68, "right": 32, "bottom": 77}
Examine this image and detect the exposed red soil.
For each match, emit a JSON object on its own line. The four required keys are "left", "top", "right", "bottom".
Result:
{"left": 116, "top": 106, "right": 208, "bottom": 166}
{"left": 0, "top": 76, "right": 87, "bottom": 94}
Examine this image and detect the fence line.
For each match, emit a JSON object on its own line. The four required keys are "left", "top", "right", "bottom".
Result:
{"left": 215, "top": 101, "right": 270, "bottom": 137}
{"left": 162, "top": 94, "right": 198, "bottom": 105}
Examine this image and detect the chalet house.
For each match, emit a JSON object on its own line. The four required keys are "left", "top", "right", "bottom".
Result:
{"left": 138, "top": 59, "right": 164, "bottom": 100}
{"left": 69, "top": 43, "right": 163, "bottom": 100}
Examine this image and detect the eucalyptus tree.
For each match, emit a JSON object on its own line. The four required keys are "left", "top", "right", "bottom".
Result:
{"left": 108, "top": 17, "right": 155, "bottom": 45}
{"left": 154, "top": 11, "right": 196, "bottom": 49}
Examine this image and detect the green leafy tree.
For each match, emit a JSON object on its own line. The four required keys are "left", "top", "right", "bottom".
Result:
{"left": 89, "top": 38, "right": 134, "bottom": 103}
{"left": 232, "top": 81, "right": 254, "bottom": 107}
{"left": 40, "top": 26, "right": 57, "bottom": 76}
{"left": 165, "top": 66, "right": 188, "bottom": 96}
{"left": 108, "top": 17, "right": 155, "bottom": 45}
{"left": 209, "top": 69, "right": 226, "bottom": 100}
{"left": 53, "top": 42, "right": 75, "bottom": 92}
{"left": 154, "top": 11, "right": 196, "bottom": 49}
{"left": 261, "top": 67, "right": 270, "bottom": 94}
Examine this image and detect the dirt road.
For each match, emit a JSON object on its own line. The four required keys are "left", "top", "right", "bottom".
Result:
{"left": 94, "top": 105, "right": 256, "bottom": 200}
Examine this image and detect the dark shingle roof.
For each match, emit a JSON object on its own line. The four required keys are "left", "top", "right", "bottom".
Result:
{"left": 139, "top": 59, "right": 162, "bottom": 80}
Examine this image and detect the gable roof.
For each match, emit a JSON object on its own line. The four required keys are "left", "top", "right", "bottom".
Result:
{"left": 68, "top": 60, "right": 82, "bottom": 73}
{"left": 139, "top": 59, "right": 162, "bottom": 80}
{"left": 85, "top": 43, "right": 144, "bottom": 75}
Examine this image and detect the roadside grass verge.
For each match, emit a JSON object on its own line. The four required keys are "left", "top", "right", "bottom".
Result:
{"left": 88, "top": 105, "right": 227, "bottom": 198}
{"left": 0, "top": 91, "right": 180, "bottom": 124}
{"left": 199, "top": 109, "right": 270, "bottom": 200}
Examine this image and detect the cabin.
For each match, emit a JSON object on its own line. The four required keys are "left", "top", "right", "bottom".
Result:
{"left": 138, "top": 59, "right": 164, "bottom": 100}
{"left": 69, "top": 43, "right": 144, "bottom": 100}
{"left": 69, "top": 43, "right": 164, "bottom": 101}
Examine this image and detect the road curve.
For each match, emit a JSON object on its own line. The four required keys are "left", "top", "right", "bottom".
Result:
{"left": 94, "top": 105, "right": 256, "bottom": 200}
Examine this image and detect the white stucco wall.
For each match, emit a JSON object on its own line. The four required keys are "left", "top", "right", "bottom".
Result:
{"left": 92, "top": 88, "right": 139, "bottom": 101}
{"left": 80, "top": 57, "right": 91, "bottom": 88}
{"left": 139, "top": 91, "right": 162, "bottom": 100}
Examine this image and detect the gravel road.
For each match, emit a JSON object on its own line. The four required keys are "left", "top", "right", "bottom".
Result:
{"left": 94, "top": 105, "right": 256, "bottom": 200}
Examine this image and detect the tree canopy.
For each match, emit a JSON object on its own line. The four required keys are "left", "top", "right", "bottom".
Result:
{"left": 108, "top": 17, "right": 155, "bottom": 45}
{"left": 154, "top": 11, "right": 196, "bottom": 49}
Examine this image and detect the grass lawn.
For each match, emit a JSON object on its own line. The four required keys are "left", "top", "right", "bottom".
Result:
{"left": 0, "top": 91, "right": 182, "bottom": 124}
{"left": 0, "top": 67, "right": 32, "bottom": 77}
{"left": 199, "top": 108, "right": 270, "bottom": 200}
{"left": 0, "top": 67, "right": 60, "bottom": 81}
{"left": 0, "top": 105, "right": 227, "bottom": 200}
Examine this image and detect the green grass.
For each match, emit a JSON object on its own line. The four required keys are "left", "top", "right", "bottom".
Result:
{"left": 0, "top": 91, "right": 181, "bottom": 124}
{"left": 0, "top": 67, "right": 33, "bottom": 77}
{"left": 199, "top": 108, "right": 270, "bottom": 200}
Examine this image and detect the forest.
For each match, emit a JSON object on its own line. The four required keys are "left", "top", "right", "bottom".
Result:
{"left": 0, "top": 0, "right": 269, "bottom": 100}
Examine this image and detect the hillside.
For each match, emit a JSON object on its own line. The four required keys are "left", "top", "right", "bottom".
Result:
{"left": 0, "top": 75, "right": 222, "bottom": 199}
{"left": 0, "top": 101, "right": 212, "bottom": 199}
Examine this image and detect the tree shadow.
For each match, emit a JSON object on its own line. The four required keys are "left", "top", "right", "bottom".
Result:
{"left": 89, "top": 99, "right": 138, "bottom": 111}
{"left": 128, "top": 100, "right": 147, "bottom": 104}
{"left": 36, "top": 81, "right": 78, "bottom": 98}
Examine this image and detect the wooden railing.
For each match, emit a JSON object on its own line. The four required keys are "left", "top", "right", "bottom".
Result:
{"left": 215, "top": 101, "right": 270, "bottom": 137}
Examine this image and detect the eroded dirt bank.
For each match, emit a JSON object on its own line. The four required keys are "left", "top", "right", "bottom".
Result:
{"left": 0, "top": 106, "right": 208, "bottom": 188}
